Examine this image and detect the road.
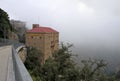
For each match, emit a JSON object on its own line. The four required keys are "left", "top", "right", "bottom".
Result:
{"left": 0, "top": 45, "right": 12, "bottom": 81}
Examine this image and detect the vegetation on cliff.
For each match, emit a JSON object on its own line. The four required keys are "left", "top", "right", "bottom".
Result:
{"left": 24, "top": 43, "right": 120, "bottom": 81}
{"left": 0, "top": 8, "right": 26, "bottom": 42}
{"left": 0, "top": 8, "right": 14, "bottom": 38}
{"left": 25, "top": 47, "right": 42, "bottom": 81}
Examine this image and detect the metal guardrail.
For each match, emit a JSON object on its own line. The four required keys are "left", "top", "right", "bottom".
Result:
{"left": 7, "top": 46, "right": 15, "bottom": 81}
{"left": 0, "top": 38, "right": 24, "bottom": 48}
{"left": 0, "top": 38, "right": 33, "bottom": 81}
{"left": 12, "top": 46, "right": 33, "bottom": 81}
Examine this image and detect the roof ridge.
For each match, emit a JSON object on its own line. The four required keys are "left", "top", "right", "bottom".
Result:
{"left": 27, "top": 26, "right": 58, "bottom": 33}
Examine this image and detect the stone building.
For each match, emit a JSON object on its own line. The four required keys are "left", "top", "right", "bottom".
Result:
{"left": 26, "top": 24, "right": 59, "bottom": 62}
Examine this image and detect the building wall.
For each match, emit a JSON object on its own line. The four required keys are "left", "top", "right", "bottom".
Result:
{"left": 44, "top": 32, "right": 59, "bottom": 61}
{"left": 26, "top": 32, "right": 59, "bottom": 62}
{"left": 26, "top": 33, "right": 44, "bottom": 51}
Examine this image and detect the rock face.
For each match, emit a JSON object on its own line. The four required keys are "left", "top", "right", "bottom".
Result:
{"left": 18, "top": 47, "right": 27, "bottom": 63}
{"left": 8, "top": 30, "right": 19, "bottom": 41}
{"left": 10, "top": 20, "right": 27, "bottom": 43}
{"left": 10, "top": 20, "right": 27, "bottom": 62}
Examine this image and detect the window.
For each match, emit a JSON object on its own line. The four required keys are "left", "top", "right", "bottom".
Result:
{"left": 39, "top": 37, "right": 42, "bottom": 39}
{"left": 31, "top": 36, "right": 33, "bottom": 38}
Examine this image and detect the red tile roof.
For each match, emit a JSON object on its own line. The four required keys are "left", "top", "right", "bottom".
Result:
{"left": 27, "top": 26, "right": 58, "bottom": 33}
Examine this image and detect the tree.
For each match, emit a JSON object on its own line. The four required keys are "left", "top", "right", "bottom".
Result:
{"left": 40, "top": 43, "right": 80, "bottom": 81}
{"left": 115, "top": 70, "right": 120, "bottom": 81}
{"left": 0, "top": 8, "right": 13, "bottom": 38}
{"left": 25, "top": 47, "right": 43, "bottom": 81}
{"left": 25, "top": 43, "right": 112, "bottom": 81}
{"left": 80, "top": 58, "right": 108, "bottom": 81}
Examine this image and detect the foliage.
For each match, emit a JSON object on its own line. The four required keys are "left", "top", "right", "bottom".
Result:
{"left": 79, "top": 58, "right": 108, "bottom": 81}
{"left": 25, "top": 47, "right": 43, "bottom": 81}
{"left": 115, "top": 70, "right": 120, "bottom": 81}
{"left": 0, "top": 8, "right": 13, "bottom": 38}
{"left": 40, "top": 43, "right": 80, "bottom": 81}
{"left": 25, "top": 43, "right": 118, "bottom": 81}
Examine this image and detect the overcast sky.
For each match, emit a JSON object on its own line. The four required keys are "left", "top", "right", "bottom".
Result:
{"left": 0, "top": 0, "right": 120, "bottom": 63}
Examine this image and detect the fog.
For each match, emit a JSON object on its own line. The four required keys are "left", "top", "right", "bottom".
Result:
{"left": 0, "top": 0, "right": 120, "bottom": 71}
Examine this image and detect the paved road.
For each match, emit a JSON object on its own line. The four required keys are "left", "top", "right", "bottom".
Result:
{"left": 0, "top": 45, "right": 12, "bottom": 81}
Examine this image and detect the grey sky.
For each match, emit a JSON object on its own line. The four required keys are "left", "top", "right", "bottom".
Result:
{"left": 0, "top": 0, "right": 120, "bottom": 66}
{"left": 1, "top": 0, "right": 120, "bottom": 71}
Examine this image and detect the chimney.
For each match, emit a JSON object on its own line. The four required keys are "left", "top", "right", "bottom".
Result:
{"left": 33, "top": 24, "right": 39, "bottom": 28}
